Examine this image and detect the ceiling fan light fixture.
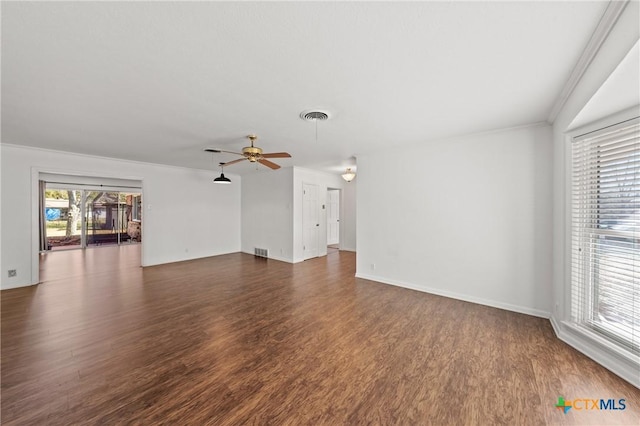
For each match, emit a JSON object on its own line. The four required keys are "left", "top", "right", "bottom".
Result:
{"left": 341, "top": 168, "right": 356, "bottom": 182}
{"left": 206, "top": 135, "right": 290, "bottom": 170}
{"left": 214, "top": 172, "right": 231, "bottom": 184}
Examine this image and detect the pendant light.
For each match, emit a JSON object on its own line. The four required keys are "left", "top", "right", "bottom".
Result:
{"left": 214, "top": 163, "right": 231, "bottom": 184}
{"left": 341, "top": 168, "right": 356, "bottom": 182}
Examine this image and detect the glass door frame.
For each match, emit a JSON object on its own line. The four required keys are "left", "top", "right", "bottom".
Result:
{"left": 43, "top": 185, "right": 141, "bottom": 251}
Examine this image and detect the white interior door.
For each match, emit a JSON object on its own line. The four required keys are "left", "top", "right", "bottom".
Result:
{"left": 303, "top": 183, "right": 319, "bottom": 260}
{"left": 327, "top": 189, "right": 340, "bottom": 245}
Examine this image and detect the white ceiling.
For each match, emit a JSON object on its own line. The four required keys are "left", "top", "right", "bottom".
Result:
{"left": 2, "top": 1, "right": 608, "bottom": 175}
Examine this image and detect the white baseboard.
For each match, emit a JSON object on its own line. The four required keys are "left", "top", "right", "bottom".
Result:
{"left": 549, "top": 314, "right": 561, "bottom": 336}
{"left": 551, "top": 317, "right": 640, "bottom": 389}
{"left": 355, "top": 272, "right": 550, "bottom": 319}
{"left": 353, "top": 273, "right": 638, "bottom": 388}
{"left": 265, "top": 254, "right": 294, "bottom": 264}
{"left": 1, "top": 280, "right": 38, "bottom": 291}
{"left": 241, "top": 250, "right": 293, "bottom": 264}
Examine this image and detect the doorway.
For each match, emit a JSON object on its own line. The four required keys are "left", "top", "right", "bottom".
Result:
{"left": 42, "top": 186, "right": 142, "bottom": 251}
{"left": 302, "top": 183, "right": 320, "bottom": 260}
{"left": 326, "top": 188, "right": 340, "bottom": 254}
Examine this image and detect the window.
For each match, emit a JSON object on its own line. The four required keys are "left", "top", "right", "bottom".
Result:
{"left": 571, "top": 118, "right": 639, "bottom": 356}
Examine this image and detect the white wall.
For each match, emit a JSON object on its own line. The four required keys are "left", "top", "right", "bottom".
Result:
{"left": 551, "top": 1, "right": 639, "bottom": 386}
{"left": 241, "top": 167, "right": 294, "bottom": 262}
{"left": 356, "top": 124, "right": 553, "bottom": 317}
{"left": 1, "top": 144, "right": 241, "bottom": 289}
{"left": 341, "top": 180, "right": 357, "bottom": 252}
{"left": 242, "top": 166, "right": 352, "bottom": 263}
{"left": 0, "top": 144, "right": 3, "bottom": 290}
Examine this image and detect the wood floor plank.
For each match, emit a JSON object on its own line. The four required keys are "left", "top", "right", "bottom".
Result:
{"left": 2, "top": 245, "right": 639, "bottom": 425}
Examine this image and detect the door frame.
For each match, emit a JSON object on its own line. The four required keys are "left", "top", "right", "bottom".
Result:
{"left": 302, "top": 182, "right": 320, "bottom": 260}
{"left": 31, "top": 168, "right": 144, "bottom": 285}
{"left": 326, "top": 187, "right": 341, "bottom": 248}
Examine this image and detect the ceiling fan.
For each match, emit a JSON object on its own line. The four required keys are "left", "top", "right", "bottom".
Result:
{"left": 205, "top": 135, "right": 291, "bottom": 169}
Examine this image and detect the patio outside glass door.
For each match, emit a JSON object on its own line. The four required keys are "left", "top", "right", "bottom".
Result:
{"left": 44, "top": 189, "right": 82, "bottom": 250}
{"left": 43, "top": 187, "right": 141, "bottom": 250}
{"left": 85, "top": 191, "right": 122, "bottom": 246}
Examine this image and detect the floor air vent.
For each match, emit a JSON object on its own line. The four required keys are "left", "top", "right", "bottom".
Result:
{"left": 254, "top": 248, "right": 268, "bottom": 258}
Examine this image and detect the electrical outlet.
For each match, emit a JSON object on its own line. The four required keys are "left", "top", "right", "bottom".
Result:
{"left": 371, "top": 263, "right": 376, "bottom": 270}
{"left": 8, "top": 269, "right": 17, "bottom": 277}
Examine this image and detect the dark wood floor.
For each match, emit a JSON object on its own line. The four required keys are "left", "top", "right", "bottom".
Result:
{"left": 2, "top": 245, "right": 639, "bottom": 425}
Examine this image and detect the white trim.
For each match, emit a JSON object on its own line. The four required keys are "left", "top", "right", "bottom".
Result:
{"left": 428, "top": 122, "right": 549, "bottom": 147}
{"left": 2, "top": 143, "right": 240, "bottom": 177}
{"left": 550, "top": 314, "right": 561, "bottom": 336}
{"left": 565, "top": 323, "right": 640, "bottom": 366}
{"left": 559, "top": 107, "right": 640, "bottom": 389}
{"left": 326, "top": 187, "right": 341, "bottom": 249}
{"left": 355, "top": 272, "right": 550, "bottom": 319}
{"left": 554, "top": 321, "right": 640, "bottom": 389}
{"left": 264, "top": 254, "right": 293, "bottom": 264}
{"left": 547, "top": 1, "right": 630, "bottom": 123}
{"left": 240, "top": 250, "right": 293, "bottom": 264}
{"left": 29, "top": 166, "right": 147, "bottom": 287}
{"left": 141, "top": 251, "right": 237, "bottom": 268}
{"left": 45, "top": 182, "right": 142, "bottom": 193}
{"left": 302, "top": 181, "right": 322, "bottom": 261}
{"left": 568, "top": 105, "right": 640, "bottom": 135}
{"left": 562, "top": 133, "right": 571, "bottom": 322}
{"left": 31, "top": 168, "right": 40, "bottom": 285}
{"left": 1, "top": 280, "right": 38, "bottom": 291}
{"left": 563, "top": 108, "right": 640, "bottom": 323}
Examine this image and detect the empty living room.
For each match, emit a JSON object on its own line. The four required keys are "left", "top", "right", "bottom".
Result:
{"left": 1, "top": 1, "right": 639, "bottom": 424}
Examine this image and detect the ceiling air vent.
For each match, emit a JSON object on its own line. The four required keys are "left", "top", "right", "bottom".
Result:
{"left": 300, "top": 110, "right": 330, "bottom": 121}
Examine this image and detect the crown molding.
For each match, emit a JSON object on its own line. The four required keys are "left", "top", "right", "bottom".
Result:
{"left": 547, "top": 0, "right": 629, "bottom": 124}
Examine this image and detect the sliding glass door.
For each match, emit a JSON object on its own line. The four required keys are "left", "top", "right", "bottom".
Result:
{"left": 44, "top": 189, "right": 83, "bottom": 250}
{"left": 86, "top": 191, "right": 120, "bottom": 246}
{"left": 43, "top": 187, "right": 141, "bottom": 251}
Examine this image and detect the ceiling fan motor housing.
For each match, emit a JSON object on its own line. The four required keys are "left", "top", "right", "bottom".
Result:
{"left": 243, "top": 146, "right": 263, "bottom": 162}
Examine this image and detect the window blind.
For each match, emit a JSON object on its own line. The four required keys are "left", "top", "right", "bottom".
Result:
{"left": 571, "top": 118, "right": 639, "bottom": 356}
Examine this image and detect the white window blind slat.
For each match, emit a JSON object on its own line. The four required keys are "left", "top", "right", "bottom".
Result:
{"left": 571, "top": 118, "right": 640, "bottom": 356}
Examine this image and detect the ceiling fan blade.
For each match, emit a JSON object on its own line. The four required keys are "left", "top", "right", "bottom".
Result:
{"left": 204, "top": 148, "right": 244, "bottom": 156}
{"left": 261, "top": 152, "right": 291, "bottom": 159}
{"left": 258, "top": 159, "right": 281, "bottom": 170}
{"left": 221, "top": 158, "right": 247, "bottom": 167}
